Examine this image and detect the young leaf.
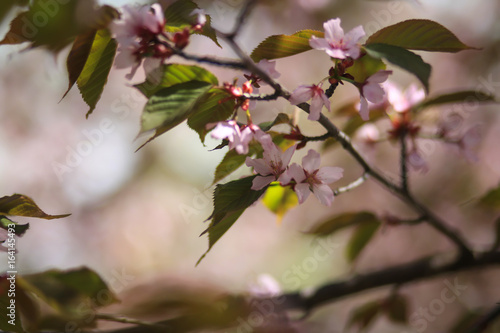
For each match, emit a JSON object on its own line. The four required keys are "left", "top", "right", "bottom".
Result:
{"left": 141, "top": 80, "right": 213, "bottom": 137}
{"left": 414, "top": 90, "right": 497, "bottom": 111}
{"left": 213, "top": 142, "right": 263, "bottom": 185}
{"left": 258, "top": 113, "right": 291, "bottom": 132}
{"left": 262, "top": 185, "right": 298, "bottom": 223}
{"left": 307, "top": 212, "right": 380, "bottom": 236}
{"left": 250, "top": 30, "right": 324, "bottom": 62}
{"left": 364, "top": 43, "right": 431, "bottom": 92}
{"left": 346, "top": 219, "right": 381, "bottom": 262}
{"left": 0, "top": 194, "right": 69, "bottom": 219}
{"left": 134, "top": 64, "right": 219, "bottom": 98}
{"left": 62, "top": 30, "right": 97, "bottom": 100}
{"left": 76, "top": 28, "right": 117, "bottom": 118}
{"left": 366, "top": 19, "right": 477, "bottom": 53}
{"left": 346, "top": 53, "right": 387, "bottom": 82}
{"left": 198, "top": 176, "right": 268, "bottom": 264}
{"left": 187, "top": 89, "right": 235, "bottom": 143}
{"left": 0, "top": 216, "right": 29, "bottom": 236}
{"left": 347, "top": 300, "right": 381, "bottom": 331}
{"left": 478, "top": 184, "right": 500, "bottom": 209}
{"left": 163, "top": 0, "right": 220, "bottom": 47}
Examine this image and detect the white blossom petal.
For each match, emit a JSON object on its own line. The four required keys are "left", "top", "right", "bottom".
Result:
{"left": 289, "top": 85, "right": 314, "bottom": 105}
{"left": 294, "top": 183, "right": 311, "bottom": 204}
{"left": 252, "top": 175, "right": 275, "bottom": 190}
{"left": 316, "top": 166, "right": 344, "bottom": 184}
{"left": 302, "top": 150, "right": 321, "bottom": 173}
{"left": 312, "top": 184, "right": 334, "bottom": 206}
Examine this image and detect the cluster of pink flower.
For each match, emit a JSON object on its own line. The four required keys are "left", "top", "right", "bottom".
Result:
{"left": 111, "top": 3, "right": 206, "bottom": 79}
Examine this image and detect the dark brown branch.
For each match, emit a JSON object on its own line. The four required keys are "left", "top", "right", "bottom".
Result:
{"left": 275, "top": 251, "right": 500, "bottom": 312}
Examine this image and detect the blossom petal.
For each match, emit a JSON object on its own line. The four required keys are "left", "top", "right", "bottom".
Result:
{"left": 312, "top": 184, "right": 334, "bottom": 206}
{"left": 359, "top": 96, "right": 369, "bottom": 120}
{"left": 289, "top": 86, "right": 314, "bottom": 105}
{"left": 281, "top": 145, "right": 297, "bottom": 168}
{"left": 308, "top": 95, "right": 324, "bottom": 121}
{"left": 294, "top": 183, "right": 311, "bottom": 204}
{"left": 246, "top": 156, "right": 273, "bottom": 175}
{"left": 323, "top": 18, "right": 344, "bottom": 42}
{"left": 363, "top": 83, "right": 385, "bottom": 103}
{"left": 252, "top": 175, "right": 275, "bottom": 190}
{"left": 288, "top": 163, "right": 307, "bottom": 183}
{"left": 367, "top": 70, "right": 392, "bottom": 84}
{"left": 309, "top": 36, "right": 331, "bottom": 51}
{"left": 345, "top": 25, "right": 365, "bottom": 45}
{"left": 302, "top": 149, "right": 321, "bottom": 173}
{"left": 316, "top": 166, "right": 344, "bottom": 184}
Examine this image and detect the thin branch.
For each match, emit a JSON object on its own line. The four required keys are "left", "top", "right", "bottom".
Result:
{"left": 225, "top": 0, "right": 257, "bottom": 39}
{"left": 275, "top": 251, "right": 500, "bottom": 312}
{"left": 169, "top": 46, "right": 247, "bottom": 70}
{"left": 334, "top": 173, "right": 369, "bottom": 196}
{"left": 303, "top": 133, "right": 332, "bottom": 142}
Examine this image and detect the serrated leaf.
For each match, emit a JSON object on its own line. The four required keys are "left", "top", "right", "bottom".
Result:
{"left": 347, "top": 300, "right": 381, "bottom": 331}
{"left": 164, "top": 0, "right": 220, "bottom": 47}
{"left": 187, "top": 89, "right": 235, "bottom": 143}
{"left": 385, "top": 294, "right": 408, "bottom": 324}
{"left": 0, "top": 216, "right": 29, "bottom": 237}
{"left": 414, "top": 90, "right": 497, "bottom": 111}
{"left": 307, "top": 212, "right": 380, "bottom": 236}
{"left": 213, "top": 143, "right": 263, "bottom": 185}
{"left": 346, "top": 53, "right": 387, "bottom": 82}
{"left": 250, "top": 30, "right": 324, "bottom": 62}
{"left": 62, "top": 30, "right": 97, "bottom": 100}
{"left": 22, "top": 267, "right": 118, "bottom": 315}
{"left": 346, "top": 219, "right": 381, "bottom": 262}
{"left": 478, "top": 184, "right": 500, "bottom": 209}
{"left": 134, "top": 64, "right": 219, "bottom": 98}
{"left": 0, "top": 194, "right": 69, "bottom": 219}
{"left": 76, "top": 28, "right": 117, "bottom": 118}
{"left": 140, "top": 81, "right": 213, "bottom": 149}
{"left": 365, "top": 43, "right": 431, "bottom": 92}
{"left": 366, "top": 19, "right": 477, "bottom": 53}
{"left": 198, "top": 176, "right": 268, "bottom": 264}
{"left": 262, "top": 185, "right": 298, "bottom": 223}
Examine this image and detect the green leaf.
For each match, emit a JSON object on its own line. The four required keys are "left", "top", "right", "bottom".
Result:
{"left": 0, "top": 194, "right": 70, "bottom": 219}
{"left": 258, "top": 113, "right": 291, "bottom": 132}
{"left": 365, "top": 19, "right": 477, "bottom": 53}
{"left": 414, "top": 90, "right": 497, "bottom": 111}
{"left": 262, "top": 185, "right": 298, "bottom": 223}
{"left": 22, "top": 267, "right": 118, "bottom": 315}
{"left": 346, "top": 219, "right": 381, "bottom": 262}
{"left": 385, "top": 294, "right": 408, "bottom": 324}
{"left": 163, "top": 0, "right": 220, "bottom": 47}
{"left": 307, "top": 212, "right": 380, "bottom": 236}
{"left": 0, "top": 216, "right": 29, "bottom": 236}
{"left": 346, "top": 53, "right": 387, "bottom": 82}
{"left": 0, "top": 1, "right": 118, "bottom": 51}
{"left": 139, "top": 81, "right": 213, "bottom": 148}
{"left": 364, "top": 43, "right": 431, "bottom": 92}
{"left": 76, "top": 28, "right": 117, "bottom": 118}
{"left": 134, "top": 64, "right": 219, "bottom": 98}
{"left": 62, "top": 30, "right": 97, "bottom": 100}
{"left": 213, "top": 142, "right": 264, "bottom": 184}
{"left": 478, "top": 184, "right": 500, "bottom": 208}
{"left": 198, "top": 176, "right": 268, "bottom": 264}
{"left": 347, "top": 300, "right": 381, "bottom": 330}
{"left": 187, "top": 89, "right": 235, "bottom": 143}
{"left": 250, "top": 30, "right": 324, "bottom": 62}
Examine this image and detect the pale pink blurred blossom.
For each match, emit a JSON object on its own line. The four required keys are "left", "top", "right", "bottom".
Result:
{"left": 289, "top": 84, "right": 330, "bottom": 121}
{"left": 309, "top": 18, "right": 365, "bottom": 59}
{"left": 359, "top": 70, "right": 392, "bottom": 120}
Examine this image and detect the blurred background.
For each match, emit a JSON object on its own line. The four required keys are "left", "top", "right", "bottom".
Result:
{"left": 0, "top": 0, "right": 499, "bottom": 331}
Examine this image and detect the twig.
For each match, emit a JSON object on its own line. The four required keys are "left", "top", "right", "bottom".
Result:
{"left": 275, "top": 251, "right": 500, "bottom": 312}
{"left": 334, "top": 173, "right": 369, "bottom": 196}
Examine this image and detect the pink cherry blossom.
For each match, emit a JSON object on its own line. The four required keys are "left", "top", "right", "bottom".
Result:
{"left": 245, "top": 138, "right": 296, "bottom": 190}
{"left": 190, "top": 9, "right": 207, "bottom": 27}
{"left": 359, "top": 70, "right": 392, "bottom": 120}
{"left": 456, "top": 125, "right": 482, "bottom": 162}
{"left": 386, "top": 82, "right": 425, "bottom": 112}
{"left": 289, "top": 84, "right": 330, "bottom": 121}
{"left": 309, "top": 18, "right": 365, "bottom": 60}
{"left": 210, "top": 121, "right": 266, "bottom": 155}
{"left": 257, "top": 59, "right": 281, "bottom": 79}
{"left": 111, "top": 4, "right": 166, "bottom": 79}
{"left": 280, "top": 150, "right": 343, "bottom": 206}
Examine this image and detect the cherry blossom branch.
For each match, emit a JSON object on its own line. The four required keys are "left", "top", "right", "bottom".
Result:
{"left": 275, "top": 250, "right": 500, "bottom": 313}
{"left": 334, "top": 173, "right": 369, "bottom": 196}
